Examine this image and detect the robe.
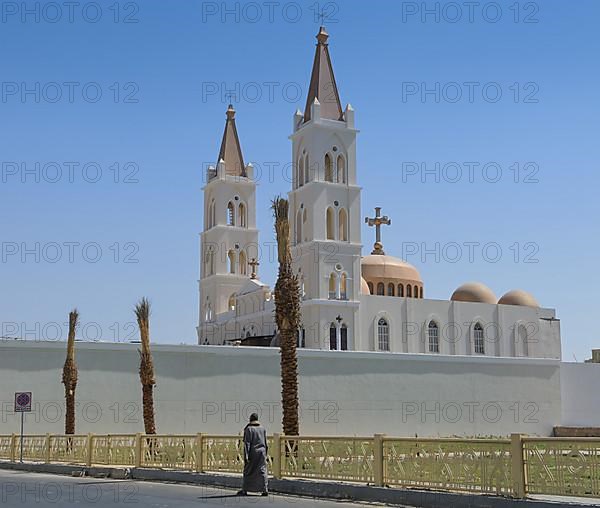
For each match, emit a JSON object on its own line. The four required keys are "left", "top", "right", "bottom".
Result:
{"left": 242, "top": 422, "right": 269, "bottom": 493}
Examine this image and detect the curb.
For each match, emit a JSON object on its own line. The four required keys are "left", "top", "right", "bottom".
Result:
{"left": 0, "top": 461, "right": 597, "bottom": 508}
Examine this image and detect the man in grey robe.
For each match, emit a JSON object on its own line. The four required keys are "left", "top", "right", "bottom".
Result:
{"left": 238, "top": 413, "right": 269, "bottom": 496}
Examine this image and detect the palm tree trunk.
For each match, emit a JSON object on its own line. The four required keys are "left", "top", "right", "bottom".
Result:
{"left": 272, "top": 198, "right": 301, "bottom": 437}
{"left": 141, "top": 383, "right": 156, "bottom": 434}
{"left": 135, "top": 298, "right": 157, "bottom": 435}
{"left": 62, "top": 309, "right": 79, "bottom": 437}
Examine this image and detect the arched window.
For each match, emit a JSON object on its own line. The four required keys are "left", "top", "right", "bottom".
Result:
{"left": 296, "top": 210, "right": 302, "bottom": 245}
{"left": 324, "top": 154, "right": 333, "bottom": 182}
{"left": 338, "top": 208, "right": 348, "bottom": 241}
{"left": 518, "top": 324, "right": 529, "bottom": 357}
{"left": 299, "top": 273, "right": 305, "bottom": 299}
{"left": 340, "top": 324, "right": 348, "bottom": 350}
{"left": 328, "top": 273, "right": 336, "bottom": 299}
{"left": 238, "top": 203, "right": 246, "bottom": 228}
{"left": 420, "top": 287, "right": 423, "bottom": 298}
{"left": 326, "top": 207, "right": 335, "bottom": 239}
{"left": 377, "top": 282, "right": 385, "bottom": 295}
{"left": 329, "top": 323, "right": 337, "bottom": 350}
{"left": 336, "top": 155, "right": 346, "bottom": 184}
{"left": 204, "top": 249, "right": 210, "bottom": 275}
{"left": 205, "top": 248, "right": 215, "bottom": 276}
{"left": 227, "top": 202, "right": 235, "bottom": 226}
{"left": 407, "top": 285, "right": 412, "bottom": 297}
{"left": 304, "top": 154, "right": 310, "bottom": 183}
{"left": 397, "top": 284, "right": 404, "bottom": 297}
{"left": 428, "top": 321, "right": 439, "bottom": 353}
{"left": 302, "top": 209, "right": 307, "bottom": 242}
{"left": 239, "top": 250, "right": 247, "bottom": 275}
{"left": 377, "top": 318, "right": 390, "bottom": 351}
{"left": 208, "top": 199, "right": 216, "bottom": 228}
{"left": 340, "top": 273, "right": 347, "bottom": 300}
{"left": 414, "top": 285, "right": 419, "bottom": 298}
{"left": 299, "top": 328, "right": 306, "bottom": 348}
{"left": 228, "top": 250, "right": 236, "bottom": 274}
{"left": 474, "top": 323, "right": 485, "bottom": 354}
{"left": 205, "top": 298, "right": 213, "bottom": 322}
{"left": 298, "top": 157, "right": 304, "bottom": 187}
{"left": 387, "top": 283, "right": 395, "bottom": 296}
{"left": 228, "top": 294, "right": 236, "bottom": 311}
{"left": 367, "top": 282, "right": 374, "bottom": 294}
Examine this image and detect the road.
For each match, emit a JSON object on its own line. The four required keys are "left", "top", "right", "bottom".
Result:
{"left": 0, "top": 469, "right": 408, "bottom": 507}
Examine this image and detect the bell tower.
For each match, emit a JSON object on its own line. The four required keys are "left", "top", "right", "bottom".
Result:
{"left": 288, "top": 27, "right": 362, "bottom": 350}
{"left": 197, "top": 105, "right": 258, "bottom": 344}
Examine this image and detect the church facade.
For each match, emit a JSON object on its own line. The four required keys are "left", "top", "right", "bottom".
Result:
{"left": 197, "top": 28, "right": 561, "bottom": 361}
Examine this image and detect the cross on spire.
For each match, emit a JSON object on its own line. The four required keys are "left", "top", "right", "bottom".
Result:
{"left": 225, "top": 92, "right": 236, "bottom": 106}
{"left": 317, "top": 8, "right": 329, "bottom": 26}
{"left": 365, "top": 207, "right": 391, "bottom": 255}
{"left": 249, "top": 258, "right": 259, "bottom": 279}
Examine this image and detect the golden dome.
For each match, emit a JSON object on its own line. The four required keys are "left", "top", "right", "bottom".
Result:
{"left": 361, "top": 254, "right": 422, "bottom": 283}
{"left": 360, "top": 277, "right": 371, "bottom": 295}
{"left": 498, "top": 289, "right": 539, "bottom": 307}
{"left": 451, "top": 282, "right": 497, "bottom": 304}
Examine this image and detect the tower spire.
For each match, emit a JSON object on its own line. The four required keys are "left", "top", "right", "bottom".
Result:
{"left": 217, "top": 103, "right": 246, "bottom": 176}
{"left": 303, "top": 26, "right": 343, "bottom": 122}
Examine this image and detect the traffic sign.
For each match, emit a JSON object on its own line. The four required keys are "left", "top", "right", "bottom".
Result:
{"left": 14, "top": 392, "right": 32, "bottom": 413}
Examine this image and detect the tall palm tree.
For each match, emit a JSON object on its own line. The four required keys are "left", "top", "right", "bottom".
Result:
{"left": 135, "top": 297, "right": 157, "bottom": 435}
{"left": 62, "top": 309, "right": 79, "bottom": 435}
{"left": 272, "top": 197, "right": 301, "bottom": 436}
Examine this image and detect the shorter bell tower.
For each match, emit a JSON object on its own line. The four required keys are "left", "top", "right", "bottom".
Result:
{"left": 197, "top": 105, "right": 259, "bottom": 344}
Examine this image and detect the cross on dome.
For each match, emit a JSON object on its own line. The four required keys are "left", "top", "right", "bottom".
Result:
{"left": 365, "top": 207, "right": 391, "bottom": 255}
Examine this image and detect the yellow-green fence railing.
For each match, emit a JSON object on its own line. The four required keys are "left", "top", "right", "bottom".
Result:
{"left": 1, "top": 433, "right": 600, "bottom": 499}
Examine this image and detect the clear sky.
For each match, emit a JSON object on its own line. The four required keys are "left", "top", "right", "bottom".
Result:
{"left": 1, "top": 1, "right": 598, "bottom": 361}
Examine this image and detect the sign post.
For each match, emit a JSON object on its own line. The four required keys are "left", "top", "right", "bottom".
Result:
{"left": 14, "top": 392, "right": 32, "bottom": 463}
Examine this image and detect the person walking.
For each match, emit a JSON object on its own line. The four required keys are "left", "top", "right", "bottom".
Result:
{"left": 238, "top": 413, "right": 269, "bottom": 496}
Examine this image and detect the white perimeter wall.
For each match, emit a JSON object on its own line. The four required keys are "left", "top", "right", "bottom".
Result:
{"left": 560, "top": 362, "right": 600, "bottom": 427}
{"left": 0, "top": 342, "right": 561, "bottom": 437}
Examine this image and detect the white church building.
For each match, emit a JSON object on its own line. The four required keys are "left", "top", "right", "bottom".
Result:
{"left": 197, "top": 27, "right": 561, "bottom": 362}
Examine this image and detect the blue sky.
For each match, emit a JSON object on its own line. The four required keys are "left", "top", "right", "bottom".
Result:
{"left": 1, "top": 1, "right": 598, "bottom": 361}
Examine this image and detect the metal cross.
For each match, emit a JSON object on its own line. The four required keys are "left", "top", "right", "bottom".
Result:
{"left": 249, "top": 258, "right": 259, "bottom": 279}
{"left": 365, "top": 207, "right": 391, "bottom": 255}
{"left": 317, "top": 8, "right": 330, "bottom": 26}
{"left": 225, "top": 92, "right": 236, "bottom": 106}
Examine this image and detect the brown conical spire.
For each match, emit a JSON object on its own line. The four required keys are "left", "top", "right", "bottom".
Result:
{"left": 217, "top": 104, "right": 246, "bottom": 176}
{"left": 303, "top": 26, "right": 343, "bottom": 122}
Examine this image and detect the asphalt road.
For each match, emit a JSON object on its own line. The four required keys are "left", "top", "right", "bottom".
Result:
{"left": 0, "top": 469, "right": 405, "bottom": 508}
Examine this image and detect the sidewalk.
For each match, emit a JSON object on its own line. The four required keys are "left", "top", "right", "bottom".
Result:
{"left": 1, "top": 460, "right": 599, "bottom": 508}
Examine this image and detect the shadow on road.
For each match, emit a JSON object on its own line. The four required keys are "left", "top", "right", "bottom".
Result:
{"left": 198, "top": 494, "right": 242, "bottom": 499}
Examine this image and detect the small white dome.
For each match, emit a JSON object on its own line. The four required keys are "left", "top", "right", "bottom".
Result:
{"left": 360, "top": 277, "right": 371, "bottom": 295}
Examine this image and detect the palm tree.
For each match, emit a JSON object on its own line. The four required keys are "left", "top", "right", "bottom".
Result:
{"left": 135, "top": 297, "right": 157, "bottom": 435}
{"left": 272, "top": 197, "right": 301, "bottom": 436}
{"left": 62, "top": 309, "right": 79, "bottom": 436}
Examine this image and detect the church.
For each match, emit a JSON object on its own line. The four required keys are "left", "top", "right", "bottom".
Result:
{"left": 197, "top": 27, "right": 561, "bottom": 362}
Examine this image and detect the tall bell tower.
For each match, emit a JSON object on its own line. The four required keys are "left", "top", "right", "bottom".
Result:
{"left": 197, "top": 105, "right": 258, "bottom": 344}
{"left": 288, "top": 27, "right": 362, "bottom": 350}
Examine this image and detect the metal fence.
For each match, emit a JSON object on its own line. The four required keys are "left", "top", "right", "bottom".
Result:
{"left": 1, "top": 433, "right": 599, "bottom": 499}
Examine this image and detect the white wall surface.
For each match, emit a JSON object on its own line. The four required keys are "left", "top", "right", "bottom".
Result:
{"left": 0, "top": 341, "right": 562, "bottom": 437}
{"left": 560, "top": 362, "right": 600, "bottom": 427}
